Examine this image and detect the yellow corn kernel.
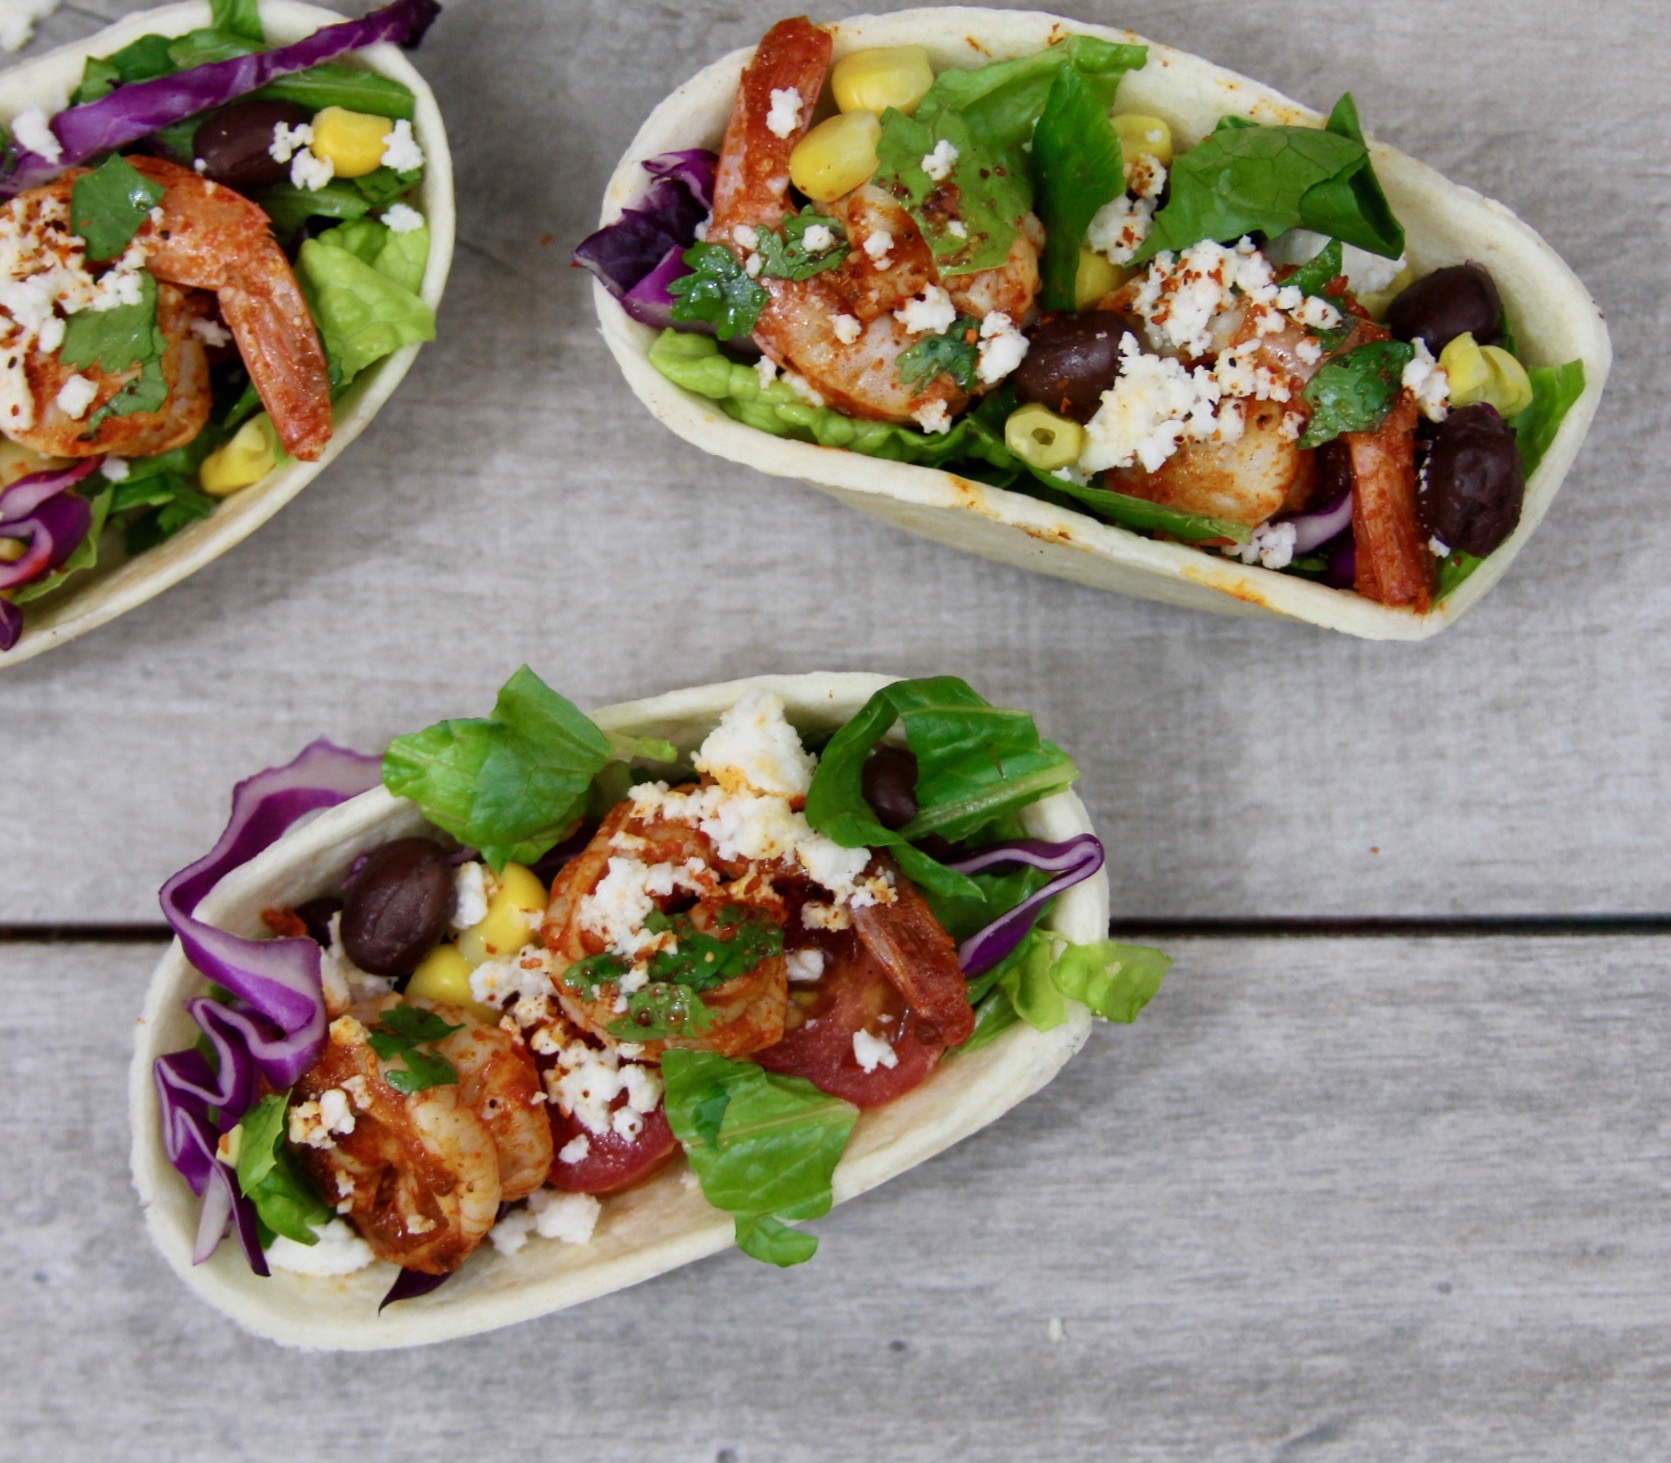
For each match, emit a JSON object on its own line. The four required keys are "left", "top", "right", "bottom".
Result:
{"left": 309, "top": 106, "right": 392, "bottom": 179}
{"left": 790, "top": 111, "right": 882, "bottom": 203}
{"left": 1005, "top": 402, "right": 1085, "bottom": 473}
{"left": 1439, "top": 332, "right": 1492, "bottom": 406}
{"left": 1113, "top": 113, "right": 1173, "bottom": 166}
{"left": 0, "top": 439, "right": 61, "bottom": 488}
{"left": 0, "top": 539, "right": 23, "bottom": 564}
{"left": 406, "top": 943, "right": 498, "bottom": 1022}
{"left": 832, "top": 46, "right": 935, "bottom": 117}
{"left": 457, "top": 862, "right": 547, "bottom": 965}
{"left": 1075, "top": 248, "right": 1121, "bottom": 308}
{"left": 1478, "top": 345, "right": 1534, "bottom": 418}
{"left": 199, "top": 414, "right": 277, "bottom": 496}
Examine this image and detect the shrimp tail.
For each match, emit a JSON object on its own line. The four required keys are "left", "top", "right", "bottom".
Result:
{"left": 1349, "top": 393, "right": 1433, "bottom": 611}
{"left": 219, "top": 276, "right": 332, "bottom": 460}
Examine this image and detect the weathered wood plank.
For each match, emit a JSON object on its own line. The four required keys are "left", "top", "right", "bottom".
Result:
{"left": 4, "top": 936, "right": 1668, "bottom": 1458}
{"left": 0, "top": 0, "right": 1664, "bottom": 923}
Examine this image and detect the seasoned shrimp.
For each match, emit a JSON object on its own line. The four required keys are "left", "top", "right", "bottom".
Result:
{"left": 710, "top": 17, "right": 1041, "bottom": 425}
{"left": 291, "top": 998, "right": 548, "bottom": 1273}
{"left": 3, "top": 156, "right": 330, "bottom": 460}
{"left": 543, "top": 797, "right": 790, "bottom": 1059}
{"left": 1348, "top": 393, "right": 1430, "bottom": 610}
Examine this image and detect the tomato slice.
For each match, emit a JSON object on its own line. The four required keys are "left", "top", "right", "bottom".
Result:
{"left": 754, "top": 932, "right": 943, "bottom": 1108}
{"left": 547, "top": 1100, "right": 678, "bottom": 1195}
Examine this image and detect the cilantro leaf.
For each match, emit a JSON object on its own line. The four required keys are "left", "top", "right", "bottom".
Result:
{"left": 87, "top": 359, "right": 169, "bottom": 432}
{"left": 645, "top": 905, "right": 785, "bottom": 991}
{"left": 897, "top": 316, "right": 980, "bottom": 391}
{"left": 383, "top": 666, "right": 616, "bottom": 871}
{"left": 234, "top": 1092, "right": 333, "bottom": 1246}
{"left": 1284, "top": 238, "right": 1344, "bottom": 299}
{"left": 668, "top": 243, "right": 769, "bottom": 340}
{"left": 368, "top": 1004, "right": 463, "bottom": 1093}
{"left": 662, "top": 1050, "right": 858, "bottom": 1268}
{"left": 71, "top": 154, "right": 166, "bottom": 263}
{"left": 607, "top": 984, "right": 717, "bottom": 1041}
{"left": 59, "top": 269, "right": 164, "bottom": 374}
{"left": 756, "top": 209, "right": 848, "bottom": 281}
{"left": 1297, "top": 339, "right": 1414, "bottom": 449}
{"left": 1031, "top": 65, "right": 1126, "bottom": 311}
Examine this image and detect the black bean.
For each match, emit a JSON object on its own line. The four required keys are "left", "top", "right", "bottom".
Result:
{"left": 862, "top": 745, "right": 919, "bottom": 832}
{"left": 1423, "top": 403, "right": 1525, "bottom": 557}
{"left": 340, "top": 837, "right": 455, "bottom": 977}
{"left": 1386, "top": 263, "right": 1503, "bottom": 355}
{"left": 1013, "top": 311, "right": 1139, "bottom": 424}
{"left": 293, "top": 896, "right": 342, "bottom": 948}
{"left": 193, "top": 100, "right": 313, "bottom": 193}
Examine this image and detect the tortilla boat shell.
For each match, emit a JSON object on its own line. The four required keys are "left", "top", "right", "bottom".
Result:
{"left": 593, "top": 6, "right": 1610, "bottom": 641}
{"left": 0, "top": 0, "right": 455, "bottom": 667}
{"left": 129, "top": 672, "right": 1108, "bottom": 1349}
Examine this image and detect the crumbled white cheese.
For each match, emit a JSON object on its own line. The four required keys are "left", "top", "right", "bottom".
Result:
{"left": 802, "top": 222, "right": 836, "bottom": 253}
{"left": 863, "top": 230, "right": 894, "bottom": 266}
{"left": 290, "top": 148, "right": 335, "bottom": 192}
{"left": 1223, "top": 519, "right": 1298, "bottom": 570}
{"left": 802, "top": 901, "right": 852, "bottom": 932}
{"left": 1295, "top": 337, "right": 1323, "bottom": 367}
{"left": 268, "top": 121, "right": 313, "bottom": 164}
{"left": 530, "top": 1189, "right": 600, "bottom": 1244}
{"left": 766, "top": 87, "right": 804, "bottom": 140}
{"left": 52, "top": 372, "right": 96, "bottom": 420}
{"left": 853, "top": 1029, "right": 899, "bottom": 1074}
{"left": 0, "top": 1, "right": 61, "bottom": 52}
{"left": 380, "top": 118, "right": 425, "bottom": 173}
{"left": 732, "top": 224, "right": 760, "bottom": 250}
{"left": 100, "top": 457, "right": 130, "bottom": 482}
{"left": 693, "top": 218, "right": 711, "bottom": 243}
{"left": 189, "top": 316, "right": 232, "bottom": 349}
{"left": 382, "top": 202, "right": 424, "bottom": 234}
{"left": 912, "top": 399, "right": 953, "bottom": 435}
{"left": 832, "top": 312, "right": 862, "bottom": 346}
{"left": 578, "top": 855, "right": 710, "bottom": 959}
{"left": 1127, "top": 154, "right": 1167, "bottom": 202}
{"left": 452, "top": 860, "right": 489, "bottom": 930}
{"left": 784, "top": 370, "right": 825, "bottom": 407}
{"left": 743, "top": 251, "right": 763, "bottom": 278}
{"left": 1291, "top": 292, "right": 1343, "bottom": 333}
{"left": 1079, "top": 335, "right": 1223, "bottom": 473}
{"left": 547, "top": 1037, "right": 663, "bottom": 1137}
{"left": 1402, "top": 338, "right": 1450, "bottom": 422}
{"left": 754, "top": 354, "right": 779, "bottom": 390}
{"left": 786, "top": 947, "right": 827, "bottom": 983}
{"left": 894, "top": 285, "right": 958, "bottom": 337}
{"left": 488, "top": 1206, "right": 537, "bottom": 1255}
{"left": 976, "top": 311, "right": 1029, "bottom": 386}
{"left": 946, "top": 219, "right": 968, "bottom": 239}
{"left": 10, "top": 107, "right": 61, "bottom": 164}
{"left": 558, "top": 1133, "right": 592, "bottom": 1165}
{"left": 1087, "top": 193, "right": 1154, "bottom": 267}
{"left": 1429, "top": 535, "right": 1452, "bottom": 557}
{"left": 470, "top": 945, "right": 557, "bottom": 1025}
{"left": 694, "top": 689, "right": 816, "bottom": 799}
{"left": 288, "top": 1087, "right": 357, "bottom": 1150}
{"left": 266, "top": 1219, "right": 375, "bottom": 1275}
{"left": 921, "top": 138, "right": 959, "bottom": 182}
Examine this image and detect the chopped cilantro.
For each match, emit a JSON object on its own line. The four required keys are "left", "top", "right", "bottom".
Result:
{"left": 897, "top": 316, "right": 980, "bottom": 392}
{"left": 1297, "top": 339, "right": 1414, "bottom": 450}
{"left": 71, "top": 154, "right": 166, "bottom": 264}
{"left": 608, "top": 984, "right": 718, "bottom": 1041}
{"left": 59, "top": 269, "right": 164, "bottom": 375}
{"left": 668, "top": 243, "right": 769, "bottom": 340}
{"left": 367, "top": 1003, "right": 463, "bottom": 1094}
{"left": 757, "top": 209, "right": 849, "bottom": 281}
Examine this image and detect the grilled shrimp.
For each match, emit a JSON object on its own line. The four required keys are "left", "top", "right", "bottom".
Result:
{"left": 543, "top": 797, "right": 790, "bottom": 1059}
{"left": 1349, "top": 393, "right": 1431, "bottom": 610}
{"left": 710, "top": 17, "right": 1041, "bottom": 425}
{"left": 4, "top": 157, "right": 330, "bottom": 461}
{"left": 291, "top": 998, "right": 548, "bottom": 1273}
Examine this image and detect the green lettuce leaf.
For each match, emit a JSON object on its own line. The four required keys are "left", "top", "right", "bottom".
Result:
{"left": 256, "top": 181, "right": 373, "bottom": 237}
{"left": 297, "top": 231, "right": 435, "bottom": 386}
{"left": 383, "top": 665, "right": 615, "bottom": 870}
{"left": 1032, "top": 65, "right": 1126, "bottom": 311}
{"left": 959, "top": 930, "right": 1171, "bottom": 1048}
{"left": 662, "top": 1050, "right": 858, "bottom": 1268}
{"left": 804, "top": 677, "right": 1079, "bottom": 901}
{"left": 320, "top": 217, "right": 431, "bottom": 295}
{"left": 234, "top": 1092, "right": 332, "bottom": 1246}
{"left": 1051, "top": 939, "right": 1171, "bottom": 1022}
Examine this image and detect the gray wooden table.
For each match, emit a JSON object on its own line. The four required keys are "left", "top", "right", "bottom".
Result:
{"left": 2, "top": 0, "right": 1666, "bottom": 1457}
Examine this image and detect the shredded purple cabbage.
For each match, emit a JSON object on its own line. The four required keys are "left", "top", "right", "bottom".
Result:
{"left": 153, "top": 739, "right": 381, "bottom": 1267}
{"left": 1284, "top": 490, "right": 1354, "bottom": 556}
{"left": 0, "top": 458, "right": 105, "bottom": 651}
{"left": 1, "top": 0, "right": 442, "bottom": 195}
{"left": 380, "top": 1267, "right": 449, "bottom": 1310}
{"left": 572, "top": 149, "right": 717, "bottom": 330}
{"left": 950, "top": 835, "right": 1106, "bottom": 978}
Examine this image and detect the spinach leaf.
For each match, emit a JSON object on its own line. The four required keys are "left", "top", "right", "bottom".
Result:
{"left": 72, "top": 34, "right": 177, "bottom": 105}
{"left": 1137, "top": 96, "right": 1404, "bottom": 263}
{"left": 956, "top": 984, "right": 1024, "bottom": 1054}
{"left": 1026, "top": 466, "right": 1255, "bottom": 544}
{"left": 59, "top": 268, "right": 164, "bottom": 373}
{"left": 757, "top": 209, "right": 848, "bottom": 281}
{"left": 251, "top": 65, "right": 418, "bottom": 122}
{"left": 897, "top": 315, "right": 980, "bottom": 391}
{"left": 383, "top": 666, "right": 616, "bottom": 870}
{"left": 234, "top": 1092, "right": 332, "bottom": 1246}
{"left": 367, "top": 1004, "right": 463, "bottom": 1093}
{"left": 256, "top": 180, "right": 373, "bottom": 237}
{"left": 1297, "top": 339, "right": 1414, "bottom": 449}
{"left": 668, "top": 243, "right": 769, "bottom": 340}
{"left": 71, "top": 154, "right": 165, "bottom": 263}
{"left": 1032, "top": 65, "right": 1126, "bottom": 311}
{"left": 662, "top": 1050, "right": 858, "bottom": 1268}
{"left": 805, "top": 677, "right": 1079, "bottom": 901}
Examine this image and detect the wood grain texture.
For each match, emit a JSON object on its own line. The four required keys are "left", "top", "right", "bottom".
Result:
{"left": 5, "top": 936, "right": 1668, "bottom": 1458}
{"left": 0, "top": 0, "right": 1663, "bottom": 923}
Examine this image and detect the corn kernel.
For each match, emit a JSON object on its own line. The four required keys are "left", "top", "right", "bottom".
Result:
{"left": 1478, "top": 345, "right": 1534, "bottom": 418}
{"left": 199, "top": 414, "right": 277, "bottom": 496}
{"left": 457, "top": 862, "right": 547, "bottom": 965}
{"left": 790, "top": 111, "right": 882, "bottom": 203}
{"left": 1075, "top": 248, "right": 1121, "bottom": 309}
{"left": 309, "top": 106, "right": 393, "bottom": 179}
{"left": 1005, "top": 402, "right": 1085, "bottom": 472}
{"left": 0, "top": 539, "right": 23, "bottom": 564}
{"left": 406, "top": 943, "right": 498, "bottom": 1022}
{"left": 832, "top": 46, "right": 935, "bottom": 117}
{"left": 1113, "top": 113, "right": 1173, "bottom": 166}
{"left": 0, "top": 439, "right": 61, "bottom": 489}
{"left": 1439, "top": 332, "right": 1492, "bottom": 406}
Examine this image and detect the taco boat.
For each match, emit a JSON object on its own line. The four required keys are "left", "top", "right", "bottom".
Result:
{"left": 0, "top": 0, "right": 453, "bottom": 665}
{"left": 130, "top": 670, "right": 1166, "bottom": 1349}
{"left": 579, "top": 9, "right": 1609, "bottom": 640}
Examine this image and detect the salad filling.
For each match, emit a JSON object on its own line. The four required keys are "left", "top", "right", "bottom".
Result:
{"left": 0, "top": 0, "right": 441, "bottom": 649}
{"left": 577, "top": 16, "right": 1587, "bottom": 615}
{"left": 153, "top": 671, "right": 1167, "bottom": 1293}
